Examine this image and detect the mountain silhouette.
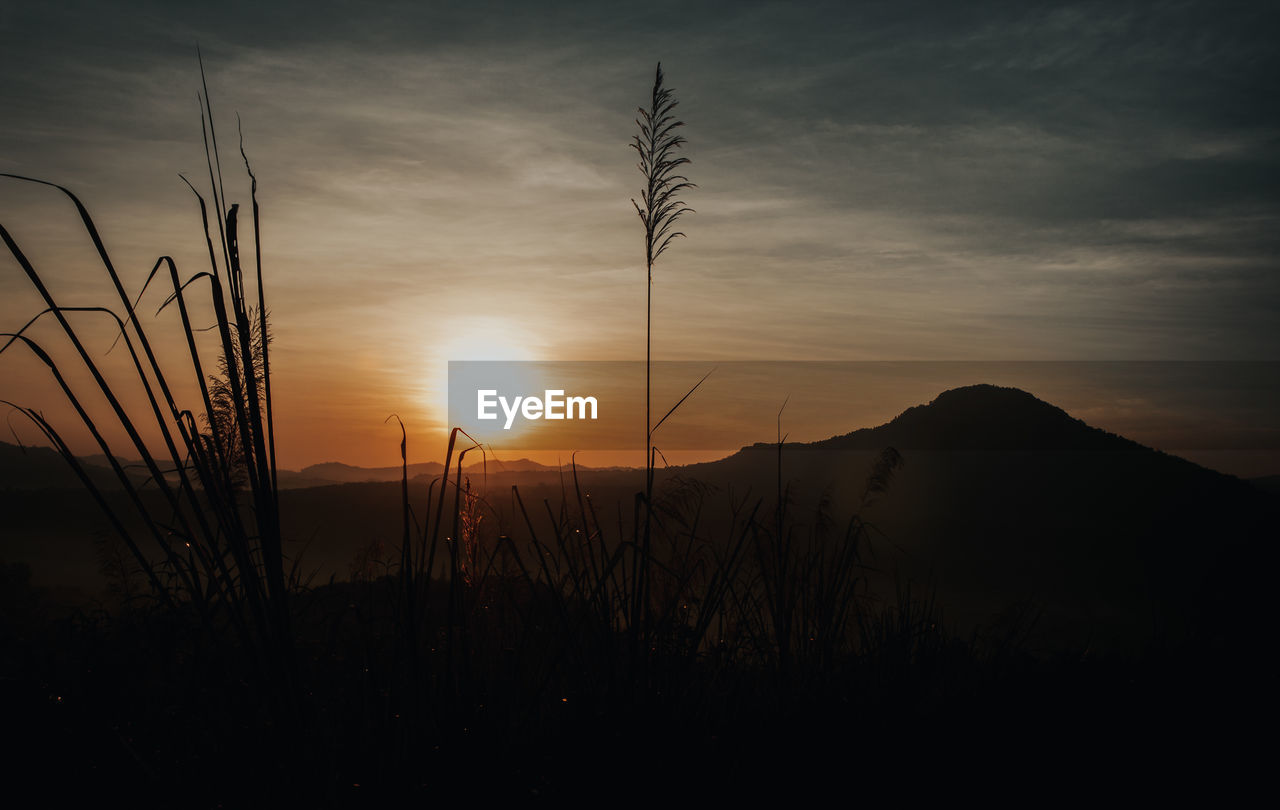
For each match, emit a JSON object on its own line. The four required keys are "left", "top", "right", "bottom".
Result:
{"left": 829, "top": 384, "right": 1144, "bottom": 451}
{"left": 693, "top": 384, "right": 1273, "bottom": 649}
{"left": 285, "top": 457, "right": 596, "bottom": 486}
{"left": 745, "top": 384, "right": 1151, "bottom": 454}
{"left": 0, "top": 444, "right": 598, "bottom": 491}
{"left": 0, "top": 441, "right": 118, "bottom": 490}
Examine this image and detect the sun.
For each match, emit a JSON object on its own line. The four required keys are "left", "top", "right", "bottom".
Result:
{"left": 423, "top": 317, "right": 542, "bottom": 439}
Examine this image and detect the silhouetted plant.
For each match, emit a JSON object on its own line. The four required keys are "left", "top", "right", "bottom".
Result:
{"left": 0, "top": 59, "right": 294, "bottom": 705}
{"left": 631, "top": 62, "right": 694, "bottom": 656}
{"left": 632, "top": 62, "right": 694, "bottom": 483}
{"left": 205, "top": 303, "right": 271, "bottom": 493}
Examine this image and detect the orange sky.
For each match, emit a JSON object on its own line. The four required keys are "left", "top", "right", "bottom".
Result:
{"left": 2, "top": 3, "right": 1277, "bottom": 476}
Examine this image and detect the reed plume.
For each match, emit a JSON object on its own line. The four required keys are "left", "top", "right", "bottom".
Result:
{"left": 632, "top": 61, "right": 694, "bottom": 478}
{"left": 630, "top": 61, "right": 694, "bottom": 661}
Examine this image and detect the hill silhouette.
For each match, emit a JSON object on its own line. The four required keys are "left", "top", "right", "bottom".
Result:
{"left": 0, "top": 443, "right": 594, "bottom": 491}
{"left": 733, "top": 384, "right": 1153, "bottom": 455}
{"left": 0, "top": 441, "right": 121, "bottom": 491}
{"left": 812, "top": 384, "right": 1145, "bottom": 452}
{"left": 291, "top": 457, "right": 608, "bottom": 485}
{"left": 684, "top": 384, "right": 1273, "bottom": 648}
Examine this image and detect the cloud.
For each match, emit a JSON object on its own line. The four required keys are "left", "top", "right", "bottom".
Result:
{"left": 2, "top": 0, "right": 1277, "bottom": 465}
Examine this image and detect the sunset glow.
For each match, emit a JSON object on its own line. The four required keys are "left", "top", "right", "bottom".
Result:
{"left": 3, "top": 3, "right": 1276, "bottom": 473}
{"left": 2, "top": 3, "right": 1273, "bottom": 801}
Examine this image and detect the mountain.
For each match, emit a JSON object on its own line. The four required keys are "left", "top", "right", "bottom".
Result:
{"left": 287, "top": 461, "right": 447, "bottom": 486}
{"left": 694, "top": 384, "right": 1273, "bottom": 648}
{"left": 0, "top": 441, "right": 118, "bottom": 491}
{"left": 813, "top": 384, "right": 1144, "bottom": 452}
{"left": 283, "top": 457, "right": 600, "bottom": 486}
{"left": 0, "top": 443, "right": 602, "bottom": 492}
{"left": 737, "top": 384, "right": 1151, "bottom": 454}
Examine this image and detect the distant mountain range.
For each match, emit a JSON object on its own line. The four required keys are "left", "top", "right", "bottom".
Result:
{"left": 2, "top": 384, "right": 1272, "bottom": 490}
{"left": 279, "top": 456, "right": 622, "bottom": 486}
{"left": 0, "top": 443, "right": 606, "bottom": 491}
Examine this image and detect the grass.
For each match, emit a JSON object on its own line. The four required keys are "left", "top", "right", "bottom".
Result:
{"left": 1, "top": 61, "right": 295, "bottom": 720}
{"left": 631, "top": 62, "right": 696, "bottom": 675}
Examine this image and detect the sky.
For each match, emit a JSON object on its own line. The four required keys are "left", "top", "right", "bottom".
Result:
{"left": 1, "top": 0, "right": 1277, "bottom": 472}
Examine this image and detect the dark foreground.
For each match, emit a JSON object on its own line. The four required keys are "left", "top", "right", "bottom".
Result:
{"left": 2, "top": 562, "right": 1268, "bottom": 805}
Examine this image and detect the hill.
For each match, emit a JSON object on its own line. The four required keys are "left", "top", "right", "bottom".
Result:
{"left": 691, "top": 384, "right": 1272, "bottom": 648}
{"left": 1, "top": 443, "right": 596, "bottom": 491}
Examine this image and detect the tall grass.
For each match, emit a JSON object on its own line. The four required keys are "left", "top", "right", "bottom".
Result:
{"left": 632, "top": 60, "right": 694, "bottom": 481}
{"left": 631, "top": 62, "right": 695, "bottom": 670}
{"left": 0, "top": 64, "right": 294, "bottom": 713}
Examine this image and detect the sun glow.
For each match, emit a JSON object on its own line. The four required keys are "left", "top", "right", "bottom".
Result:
{"left": 425, "top": 317, "right": 542, "bottom": 440}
